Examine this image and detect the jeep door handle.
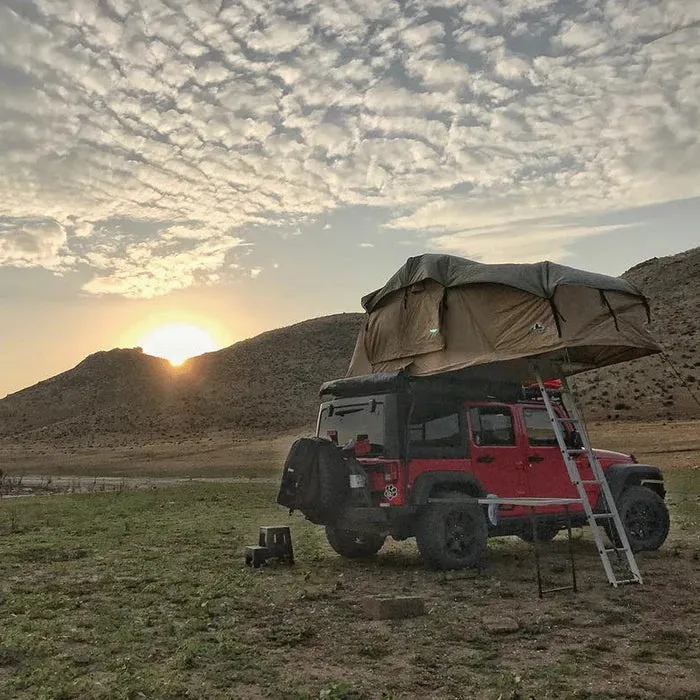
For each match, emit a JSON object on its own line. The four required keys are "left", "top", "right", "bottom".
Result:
{"left": 477, "top": 455, "right": 494, "bottom": 463}
{"left": 528, "top": 455, "right": 545, "bottom": 463}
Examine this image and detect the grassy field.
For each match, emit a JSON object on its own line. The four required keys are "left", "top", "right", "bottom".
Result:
{"left": 1, "top": 470, "right": 699, "bottom": 700}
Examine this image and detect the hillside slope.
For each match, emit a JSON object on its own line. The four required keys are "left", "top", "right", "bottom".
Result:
{"left": 0, "top": 248, "right": 697, "bottom": 446}
{"left": 0, "top": 313, "right": 363, "bottom": 445}
{"left": 572, "top": 246, "right": 700, "bottom": 420}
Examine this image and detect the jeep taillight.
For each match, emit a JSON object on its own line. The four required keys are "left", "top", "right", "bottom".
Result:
{"left": 354, "top": 436, "right": 371, "bottom": 456}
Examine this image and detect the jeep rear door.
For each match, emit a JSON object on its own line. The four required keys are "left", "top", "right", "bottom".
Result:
{"left": 406, "top": 401, "right": 469, "bottom": 491}
{"left": 467, "top": 404, "right": 530, "bottom": 518}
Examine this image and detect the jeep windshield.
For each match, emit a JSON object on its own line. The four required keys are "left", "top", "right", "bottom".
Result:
{"left": 317, "top": 396, "right": 387, "bottom": 457}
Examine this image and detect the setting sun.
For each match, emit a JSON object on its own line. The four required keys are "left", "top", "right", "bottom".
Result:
{"left": 138, "top": 323, "right": 219, "bottom": 366}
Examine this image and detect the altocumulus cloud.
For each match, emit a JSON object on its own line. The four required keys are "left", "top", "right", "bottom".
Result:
{"left": 1, "top": 0, "right": 699, "bottom": 296}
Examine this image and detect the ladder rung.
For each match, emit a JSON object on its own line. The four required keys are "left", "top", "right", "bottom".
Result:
{"left": 604, "top": 547, "right": 628, "bottom": 553}
{"left": 593, "top": 513, "right": 615, "bottom": 520}
{"left": 578, "top": 479, "right": 600, "bottom": 485}
{"left": 540, "top": 585, "right": 576, "bottom": 595}
{"left": 612, "top": 577, "right": 642, "bottom": 586}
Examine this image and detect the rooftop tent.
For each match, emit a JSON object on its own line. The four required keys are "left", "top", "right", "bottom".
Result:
{"left": 347, "top": 254, "right": 662, "bottom": 382}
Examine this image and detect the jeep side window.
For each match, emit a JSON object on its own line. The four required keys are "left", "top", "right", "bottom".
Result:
{"left": 469, "top": 406, "right": 515, "bottom": 446}
{"left": 523, "top": 408, "right": 558, "bottom": 447}
{"left": 409, "top": 408, "right": 465, "bottom": 457}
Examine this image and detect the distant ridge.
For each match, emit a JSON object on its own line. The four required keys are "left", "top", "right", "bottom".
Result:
{"left": 0, "top": 313, "right": 363, "bottom": 445}
{"left": 0, "top": 248, "right": 698, "bottom": 446}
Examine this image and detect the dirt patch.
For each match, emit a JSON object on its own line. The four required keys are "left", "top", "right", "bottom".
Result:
{"left": 0, "top": 430, "right": 301, "bottom": 478}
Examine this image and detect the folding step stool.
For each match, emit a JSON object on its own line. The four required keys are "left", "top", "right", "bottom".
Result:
{"left": 245, "top": 526, "right": 294, "bottom": 568}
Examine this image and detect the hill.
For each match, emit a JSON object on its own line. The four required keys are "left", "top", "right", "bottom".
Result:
{"left": 571, "top": 246, "right": 700, "bottom": 420}
{"left": 0, "top": 248, "right": 697, "bottom": 446}
{"left": 0, "top": 314, "right": 363, "bottom": 445}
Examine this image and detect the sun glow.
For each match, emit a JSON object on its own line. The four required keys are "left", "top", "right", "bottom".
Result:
{"left": 138, "top": 323, "right": 219, "bottom": 366}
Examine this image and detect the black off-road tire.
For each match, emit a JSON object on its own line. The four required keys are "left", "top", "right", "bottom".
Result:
{"left": 606, "top": 485, "right": 670, "bottom": 552}
{"left": 325, "top": 527, "right": 386, "bottom": 559}
{"left": 415, "top": 492, "right": 488, "bottom": 570}
{"left": 519, "top": 522, "right": 560, "bottom": 543}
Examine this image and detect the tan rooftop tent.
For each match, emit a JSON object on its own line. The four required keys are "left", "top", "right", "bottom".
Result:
{"left": 348, "top": 254, "right": 661, "bottom": 382}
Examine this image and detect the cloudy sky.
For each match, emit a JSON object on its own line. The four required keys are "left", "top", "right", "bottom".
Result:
{"left": 1, "top": 0, "right": 699, "bottom": 396}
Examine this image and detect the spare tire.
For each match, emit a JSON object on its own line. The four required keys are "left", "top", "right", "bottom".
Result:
{"left": 277, "top": 437, "right": 350, "bottom": 524}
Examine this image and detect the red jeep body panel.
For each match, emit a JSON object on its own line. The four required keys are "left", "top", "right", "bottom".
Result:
{"left": 356, "top": 400, "right": 635, "bottom": 517}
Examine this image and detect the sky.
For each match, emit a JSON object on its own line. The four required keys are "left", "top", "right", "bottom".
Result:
{"left": 1, "top": 0, "right": 699, "bottom": 397}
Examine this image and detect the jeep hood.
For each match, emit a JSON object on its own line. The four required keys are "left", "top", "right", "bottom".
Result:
{"left": 592, "top": 449, "right": 634, "bottom": 464}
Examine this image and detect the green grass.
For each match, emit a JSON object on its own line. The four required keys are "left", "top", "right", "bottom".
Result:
{"left": 1, "top": 476, "right": 699, "bottom": 700}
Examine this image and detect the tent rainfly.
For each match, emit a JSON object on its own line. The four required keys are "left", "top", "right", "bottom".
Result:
{"left": 347, "top": 254, "right": 662, "bottom": 383}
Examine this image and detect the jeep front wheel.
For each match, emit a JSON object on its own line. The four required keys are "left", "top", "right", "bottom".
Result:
{"left": 325, "top": 527, "right": 386, "bottom": 558}
{"left": 607, "top": 485, "right": 670, "bottom": 552}
{"left": 416, "top": 493, "right": 488, "bottom": 570}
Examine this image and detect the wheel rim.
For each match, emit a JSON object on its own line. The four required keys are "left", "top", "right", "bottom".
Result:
{"left": 444, "top": 510, "right": 476, "bottom": 559}
{"left": 625, "top": 501, "right": 663, "bottom": 542}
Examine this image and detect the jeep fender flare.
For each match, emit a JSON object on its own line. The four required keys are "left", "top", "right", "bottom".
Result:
{"left": 600, "top": 464, "right": 666, "bottom": 505}
{"left": 408, "top": 472, "right": 487, "bottom": 506}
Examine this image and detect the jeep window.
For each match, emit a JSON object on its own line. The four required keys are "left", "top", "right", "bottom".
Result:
{"left": 523, "top": 408, "right": 558, "bottom": 447}
{"left": 469, "top": 406, "right": 515, "bottom": 446}
{"left": 318, "top": 398, "right": 385, "bottom": 456}
{"left": 408, "top": 403, "right": 465, "bottom": 458}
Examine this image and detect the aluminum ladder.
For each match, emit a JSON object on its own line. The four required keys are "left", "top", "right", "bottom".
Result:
{"left": 533, "top": 371, "right": 643, "bottom": 587}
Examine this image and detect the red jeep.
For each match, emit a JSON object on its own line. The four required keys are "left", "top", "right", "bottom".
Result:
{"left": 278, "top": 372, "right": 670, "bottom": 570}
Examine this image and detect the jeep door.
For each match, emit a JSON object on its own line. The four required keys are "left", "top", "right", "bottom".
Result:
{"left": 519, "top": 405, "right": 589, "bottom": 513}
{"left": 467, "top": 404, "right": 530, "bottom": 518}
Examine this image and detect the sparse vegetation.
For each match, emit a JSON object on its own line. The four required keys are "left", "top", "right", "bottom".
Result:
{"left": 1, "top": 472, "right": 699, "bottom": 700}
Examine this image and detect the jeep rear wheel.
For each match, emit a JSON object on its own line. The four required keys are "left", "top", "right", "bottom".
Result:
{"left": 519, "top": 522, "right": 560, "bottom": 543}
{"left": 606, "top": 485, "right": 670, "bottom": 552}
{"left": 416, "top": 493, "right": 488, "bottom": 570}
{"left": 325, "top": 527, "right": 386, "bottom": 559}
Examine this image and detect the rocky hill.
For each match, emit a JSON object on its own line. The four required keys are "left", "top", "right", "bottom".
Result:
{"left": 572, "top": 246, "right": 700, "bottom": 420}
{"left": 0, "top": 314, "right": 363, "bottom": 445}
{"left": 0, "top": 248, "right": 697, "bottom": 446}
